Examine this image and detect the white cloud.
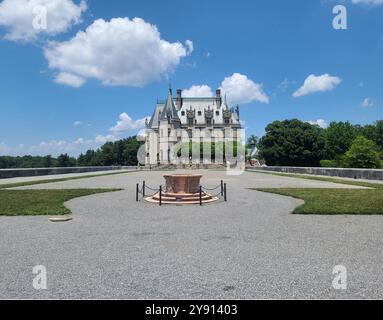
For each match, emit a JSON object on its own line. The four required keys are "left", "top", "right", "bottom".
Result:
{"left": 109, "top": 112, "right": 147, "bottom": 134}
{"left": 0, "top": 0, "right": 87, "bottom": 42}
{"left": 73, "top": 137, "right": 84, "bottom": 144}
{"left": 26, "top": 134, "right": 116, "bottom": 155}
{"left": 25, "top": 137, "right": 96, "bottom": 156}
{"left": 352, "top": 0, "right": 383, "bottom": 5}
{"left": 44, "top": 17, "right": 190, "bottom": 87}
{"left": 219, "top": 73, "right": 269, "bottom": 105}
{"left": 278, "top": 78, "right": 296, "bottom": 92}
{"left": 185, "top": 40, "right": 194, "bottom": 55}
{"left": 181, "top": 73, "right": 269, "bottom": 105}
{"left": 293, "top": 74, "right": 342, "bottom": 98}
{"left": 29, "top": 140, "right": 76, "bottom": 154}
{"left": 1, "top": 112, "right": 147, "bottom": 156}
{"left": 94, "top": 134, "right": 118, "bottom": 144}
{"left": 308, "top": 119, "right": 328, "bottom": 129}
{"left": 73, "top": 120, "right": 82, "bottom": 127}
{"left": 183, "top": 85, "right": 213, "bottom": 97}
{"left": 362, "top": 97, "right": 374, "bottom": 107}
{"left": 55, "top": 72, "right": 86, "bottom": 87}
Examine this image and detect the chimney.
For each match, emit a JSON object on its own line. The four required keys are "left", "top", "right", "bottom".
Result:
{"left": 216, "top": 89, "right": 222, "bottom": 107}
{"left": 176, "top": 89, "right": 182, "bottom": 110}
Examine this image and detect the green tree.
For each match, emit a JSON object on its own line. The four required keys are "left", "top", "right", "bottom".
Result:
{"left": 42, "top": 155, "right": 54, "bottom": 168}
{"left": 323, "top": 121, "right": 357, "bottom": 159}
{"left": 258, "top": 119, "right": 325, "bottom": 167}
{"left": 342, "top": 136, "right": 381, "bottom": 169}
{"left": 360, "top": 120, "right": 383, "bottom": 152}
{"left": 57, "top": 154, "right": 76, "bottom": 167}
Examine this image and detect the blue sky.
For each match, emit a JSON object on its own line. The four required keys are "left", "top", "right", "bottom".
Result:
{"left": 0, "top": 0, "right": 382, "bottom": 156}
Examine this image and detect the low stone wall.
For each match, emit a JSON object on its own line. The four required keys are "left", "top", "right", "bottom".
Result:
{"left": 0, "top": 166, "right": 137, "bottom": 179}
{"left": 252, "top": 166, "right": 383, "bottom": 181}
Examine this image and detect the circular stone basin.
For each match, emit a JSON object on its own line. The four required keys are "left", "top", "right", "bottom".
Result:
{"left": 163, "top": 174, "right": 202, "bottom": 194}
{"left": 145, "top": 174, "right": 219, "bottom": 205}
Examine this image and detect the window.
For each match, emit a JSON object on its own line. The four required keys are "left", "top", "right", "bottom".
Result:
{"left": 216, "top": 111, "right": 219, "bottom": 116}
{"left": 188, "top": 117, "right": 194, "bottom": 126}
{"left": 206, "top": 118, "right": 212, "bottom": 126}
{"left": 198, "top": 111, "right": 202, "bottom": 116}
{"left": 181, "top": 111, "right": 185, "bottom": 116}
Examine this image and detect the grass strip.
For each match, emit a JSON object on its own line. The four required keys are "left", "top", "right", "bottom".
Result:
{"left": 0, "top": 170, "right": 132, "bottom": 216}
{"left": 247, "top": 169, "right": 383, "bottom": 189}
{"left": 0, "top": 188, "right": 122, "bottom": 216}
{"left": 254, "top": 188, "right": 383, "bottom": 215}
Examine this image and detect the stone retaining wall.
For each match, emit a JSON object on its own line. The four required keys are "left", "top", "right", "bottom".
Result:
{"left": 252, "top": 166, "right": 383, "bottom": 181}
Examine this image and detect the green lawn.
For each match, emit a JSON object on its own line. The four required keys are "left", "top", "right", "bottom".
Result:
{"left": 255, "top": 188, "right": 383, "bottom": 215}
{"left": 250, "top": 170, "right": 383, "bottom": 215}
{"left": 0, "top": 172, "right": 128, "bottom": 216}
{"left": 0, "top": 189, "right": 121, "bottom": 216}
{"left": 247, "top": 169, "right": 383, "bottom": 189}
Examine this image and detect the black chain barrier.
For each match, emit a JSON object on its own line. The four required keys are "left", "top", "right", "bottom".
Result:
{"left": 136, "top": 180, "right": 227, "bottom": 206}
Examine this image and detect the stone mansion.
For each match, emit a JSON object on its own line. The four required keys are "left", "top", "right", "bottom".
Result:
{"left": 144, "top": 88, "right": 243, "bottom": 165}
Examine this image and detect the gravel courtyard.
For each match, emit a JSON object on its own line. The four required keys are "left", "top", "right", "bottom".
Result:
{"left": 1, "top": 170, "right": 382, "bottom": 299}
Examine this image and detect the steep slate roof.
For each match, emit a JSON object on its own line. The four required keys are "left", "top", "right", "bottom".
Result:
{"left": 160, "top": 89, "right": 180, "bottom": 120}
{"left": 147, "top": 104, "right": 164, "bottom": 129}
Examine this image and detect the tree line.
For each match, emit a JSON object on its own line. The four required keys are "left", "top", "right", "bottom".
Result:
{"left": 0, "top": 137, "right": 143, "bottom": 169}
{"left": 255, "top": 119, "right": 383, "bottom": 168}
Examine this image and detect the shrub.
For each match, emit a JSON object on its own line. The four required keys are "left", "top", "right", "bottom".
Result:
{"left": 342, "top": 136, "right": 381, "bottom": 169}
{"left": 320, "top": 160, "right": 338, "bottom": 168}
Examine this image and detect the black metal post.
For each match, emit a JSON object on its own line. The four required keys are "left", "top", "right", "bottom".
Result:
{"left": 221, "top": 180, "right": 224, "bottom": 196}
{"left": 199, "top": 186, "right": 202, "bottom": 206}
{"left": 136, "top": 183, "right": 139, "bottom": 202}
{"left": 143, "top": 181, "right": 146, "bottom": 197}
{"left": 224, "top": 183, "right": 227, "bottom": 202}
{"left": 159, "top": 185, "right": 162, "bottom": 206}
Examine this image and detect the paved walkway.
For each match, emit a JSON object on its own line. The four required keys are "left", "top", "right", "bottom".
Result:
{"left": 0, "top": 170, "right": 382, "bottom": 299}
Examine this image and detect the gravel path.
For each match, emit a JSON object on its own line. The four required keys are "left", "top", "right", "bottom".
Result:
{"left": 0, "top": 170, "right": 382, "bottom": 299}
